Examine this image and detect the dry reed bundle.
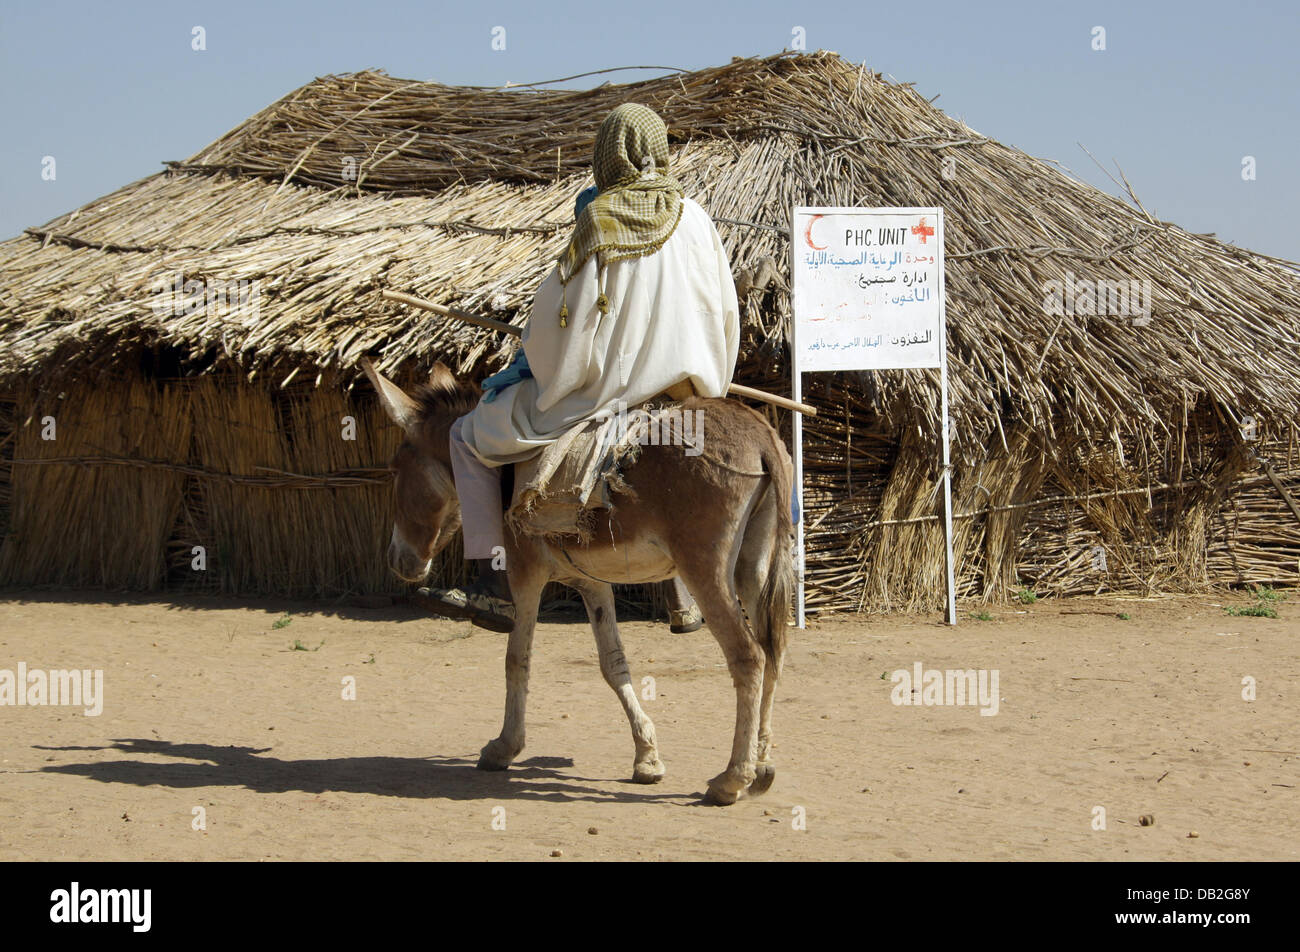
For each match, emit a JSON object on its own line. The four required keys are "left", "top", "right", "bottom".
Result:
{"left": 0, "top": 376, "right": 191, "bottom": 588}
{"left": 184, "top": 374, "right": 430, "bottom": 597}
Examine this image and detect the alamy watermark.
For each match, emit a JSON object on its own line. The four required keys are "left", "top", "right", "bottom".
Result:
{"left": 149, "top": 272, "right": 260, "bottom": 320}
{"left": 1042, "top": 270, "right": 1153, "bottom": 327}
{"left": 0, "top": 662, "right": 103, "bottom": 716}
{"left": 50, "top": 883, "right": 150, "bottom": 932}
{"left": 598, "top": 400, "right": 705, "bottom": 457}
{"left": 890, "top": 661, "right": 1000, "bottom": 716}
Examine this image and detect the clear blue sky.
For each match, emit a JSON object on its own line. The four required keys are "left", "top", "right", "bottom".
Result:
{"left": 2, "top": 0, "right": 1297, "bottom": 260}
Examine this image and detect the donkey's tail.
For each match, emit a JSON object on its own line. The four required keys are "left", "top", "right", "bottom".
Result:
{"left": 756, "top": 424, "right": 795, "bottom": 666}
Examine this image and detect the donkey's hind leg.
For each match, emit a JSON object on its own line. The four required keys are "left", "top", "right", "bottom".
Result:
{"left": 734, "top": 485, "right": 782, "bottom": 796}
{"left": 574, "top": 580, "right": 665, "bottom": 784}
{"left": 748, "top": 656, "right": 781, "bottom": 794}
{"left": 676, "top": 559, "right": 764, "bottom": 805}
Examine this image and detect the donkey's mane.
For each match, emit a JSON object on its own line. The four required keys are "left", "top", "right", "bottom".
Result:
{"left": 412, "top": 379, "right": 481, "bottom": 423}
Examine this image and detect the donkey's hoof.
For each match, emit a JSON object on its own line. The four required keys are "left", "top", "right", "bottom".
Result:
{"left": 704, "top": 783, "right": 741, "bottom": 806}
{"left": 632, "top": 758, "right": 666, "bottom": 784}
{"left": 705, "top": 767, "right": 754, "bottom": 805}
{"left": 476, "top": 738, "right": 518, "bottom": 771}
{"left": 747, "top": 763, "right": 776, "bottom": 795}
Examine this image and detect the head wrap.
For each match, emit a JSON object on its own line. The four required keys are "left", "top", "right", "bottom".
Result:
{"left": 556, "top": 103, "right": 683, "bottom": 325}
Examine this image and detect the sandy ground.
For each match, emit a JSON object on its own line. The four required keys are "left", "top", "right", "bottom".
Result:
{"left": 0, "top": 590, "right": 1296, "bottom": 861}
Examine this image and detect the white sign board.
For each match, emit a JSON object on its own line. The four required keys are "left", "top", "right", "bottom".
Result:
{"left": 789, "top": 207, "right": 955, "bottom": 627}
{"left": 792, "top": 208, "right": 944, "bottom": 371}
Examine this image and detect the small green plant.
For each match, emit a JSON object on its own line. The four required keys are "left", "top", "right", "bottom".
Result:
{"left": 1254, "top": 585, "right": 1283, "bottom": 602}
{"left": 1014, "top": 587, "right": 1038, "bottom": 605}
{"left": 967, "top": 610, "right": 994, "bottom": 622}
{"left": 364, "top": 653, "right": 376, "bottom": 665}
{"left": 272, "top": 613, "right": 293, "bottom": 630}
{"left": 1224, "top": 585, "right": 1283, "bottom": 619}
{"left": 1225, "top": 602, "right": 1278, "bottom": 619}
{"left": 291, "top": 639, "right": 325, "bottom": 652}
{"left": 1117, "top": 612, "right": 1131, "bottom": 620}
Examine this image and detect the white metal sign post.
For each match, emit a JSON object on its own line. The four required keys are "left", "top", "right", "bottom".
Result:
{"left": 790, "top": 206, "right": 956, "bottom": 626}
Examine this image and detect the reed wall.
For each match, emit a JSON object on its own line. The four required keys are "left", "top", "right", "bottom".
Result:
{"left": 1, "top": 368, "right": 1295, "bottom": 611}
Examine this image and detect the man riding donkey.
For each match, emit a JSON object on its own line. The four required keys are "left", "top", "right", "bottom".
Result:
{"left": 417, "top": 102, "right": 739, "bottom": 633}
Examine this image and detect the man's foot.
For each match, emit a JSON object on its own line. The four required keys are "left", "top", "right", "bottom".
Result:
{"left": 412, "top": 582, "right": 516, "bottom": 633}
{"left": 669, "top": 604, "right": 703, "bottom": 634}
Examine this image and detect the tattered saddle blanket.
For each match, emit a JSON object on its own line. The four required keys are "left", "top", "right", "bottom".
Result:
{"left": 506, "top": 399, "right": 700, "bottom": 545}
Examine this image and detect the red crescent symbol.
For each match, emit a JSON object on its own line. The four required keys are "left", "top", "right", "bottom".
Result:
{"left": 804, "top": 214, "right": 827, "bottom": 250}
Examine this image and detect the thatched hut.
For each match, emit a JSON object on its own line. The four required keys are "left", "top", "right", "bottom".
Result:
{"left": 2, "top": 51, "right": 1298, "bottom": 612}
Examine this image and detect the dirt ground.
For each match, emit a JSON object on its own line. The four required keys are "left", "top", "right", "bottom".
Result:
{"left": 0, "top": 590, "right": 1296, "bottom": 861}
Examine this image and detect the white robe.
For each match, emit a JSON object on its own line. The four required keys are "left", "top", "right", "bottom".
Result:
{"left": 459, "top": 197, "right": 739, "bottom": 466}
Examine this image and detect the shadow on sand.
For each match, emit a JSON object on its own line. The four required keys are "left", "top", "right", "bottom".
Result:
{"left": 35, "top": 738, "right": 705, "bottom": 805}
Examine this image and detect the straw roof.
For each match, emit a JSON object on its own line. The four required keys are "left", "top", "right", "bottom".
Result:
{"left": 2, "top": 51, "right": 1299, "bottom": 458}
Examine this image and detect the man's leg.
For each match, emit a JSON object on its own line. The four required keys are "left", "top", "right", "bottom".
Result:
{"left": 449, "top": 418, "right": 505, "bottom": 562}
{"left": 415, "top": 417, "right": 514, "bottom": 632}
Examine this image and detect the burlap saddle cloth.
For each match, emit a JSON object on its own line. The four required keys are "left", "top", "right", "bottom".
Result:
{"left": 506, "top": 396, "right": 699, "bottom": 545}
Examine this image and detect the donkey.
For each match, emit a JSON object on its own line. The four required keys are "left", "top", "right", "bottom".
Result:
{"left": 362, "top": 359, "right": 794, "bottom": 805}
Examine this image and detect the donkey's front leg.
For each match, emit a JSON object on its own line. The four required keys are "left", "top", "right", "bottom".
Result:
{"left": 477, "top": 566, "right": 545, "bottom": 772}
{"left": 575, "top": 581, "right": 665, "bottom": 783}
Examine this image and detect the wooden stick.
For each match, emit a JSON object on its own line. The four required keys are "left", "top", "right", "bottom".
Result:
{"left": 382, "top": 288, "right": 818, "bottom": 416}
{"left": 726, "top": 382, "right": 816, "bottom": 416}
{"left": 1257, "top": 453, "right": 1300, "bottom": 529}
{"left": 381, "top": 290, "right": 521, "bottom": 337}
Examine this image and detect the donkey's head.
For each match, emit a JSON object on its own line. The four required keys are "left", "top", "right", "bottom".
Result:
{"left": 362, "top": 358, "right": 480, "bottom": 582}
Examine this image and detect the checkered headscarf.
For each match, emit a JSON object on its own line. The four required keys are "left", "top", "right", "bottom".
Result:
{"left": 557, "top": 103, "right": 684, "bottom": 288}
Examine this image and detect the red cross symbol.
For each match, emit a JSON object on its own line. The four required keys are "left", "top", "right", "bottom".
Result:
{"left": 911, "top": 217, "right": 935, "bottom": 244}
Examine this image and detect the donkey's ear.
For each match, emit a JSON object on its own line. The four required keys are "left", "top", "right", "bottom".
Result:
{"left": 361, "top": 357, "right": 420, "bottom": 432}
{"left": 428, "top": 361, "right": 458, "bottom": 392}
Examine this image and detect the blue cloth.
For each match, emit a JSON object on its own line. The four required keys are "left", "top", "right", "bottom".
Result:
{"left": 481, "top": 349, "right": 532, "bottom": 402}
{"left": 791, "top": 486, "right": 800, "bottom": 525}
{"left": 574, "top": 185, "right": 598, "bottom": 219}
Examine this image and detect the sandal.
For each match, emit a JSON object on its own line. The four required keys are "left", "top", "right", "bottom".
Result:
{"left": 669, "top": 604, "right": 704, "bottom": 634}
{"left": 413, "top": 585, "right": 517, "bottom": 633}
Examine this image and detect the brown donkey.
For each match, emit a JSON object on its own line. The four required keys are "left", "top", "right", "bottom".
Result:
{"left": 362, "top": 359, "right": 794, "bottom": 805}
